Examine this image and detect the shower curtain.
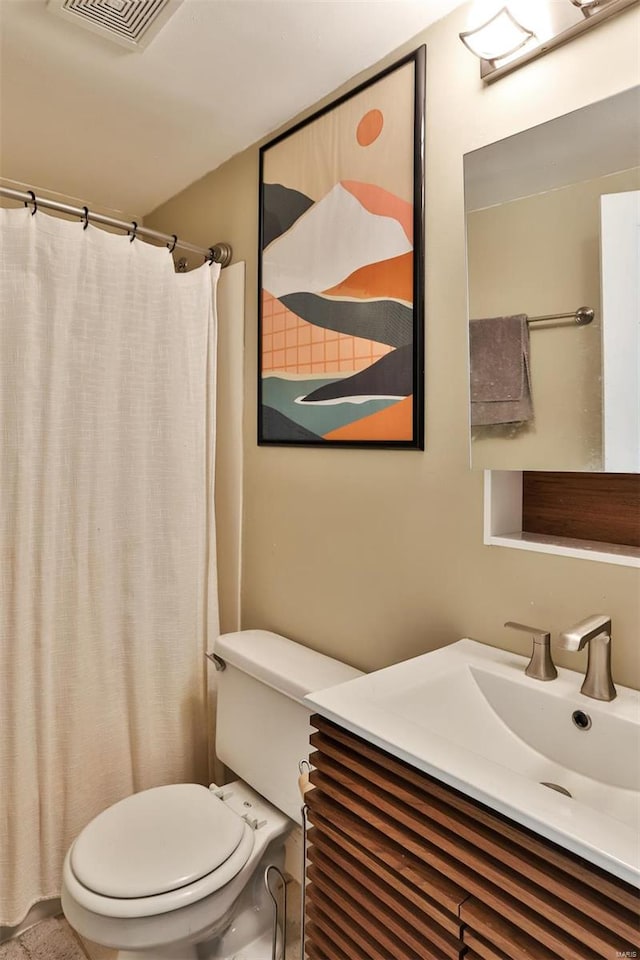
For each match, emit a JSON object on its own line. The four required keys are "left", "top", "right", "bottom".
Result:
{"left": 0, "top": 207, "right": 220, "bottom": 926}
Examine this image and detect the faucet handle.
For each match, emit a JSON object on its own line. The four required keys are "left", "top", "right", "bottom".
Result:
{"left": 504, "top": 621, "right": 558, "bottom": 681}
{"left": 505, "top": 621, "right": 550, "bottom": 642}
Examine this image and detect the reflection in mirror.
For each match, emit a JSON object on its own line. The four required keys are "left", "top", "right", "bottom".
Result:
{"left": 464, "top": 87, "right": 640, "bottom": 472}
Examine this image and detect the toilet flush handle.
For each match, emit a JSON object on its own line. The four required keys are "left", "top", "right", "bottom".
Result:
{"left": 205, "top": 651, "right": 226, "bottom": 671}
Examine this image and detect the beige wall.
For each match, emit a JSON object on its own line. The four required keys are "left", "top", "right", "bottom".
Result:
{"left": 146, "top": 3, "right": 640, "bottom": 689}
{"left": 468, "top": 167, "right": 640, "bottom": 471}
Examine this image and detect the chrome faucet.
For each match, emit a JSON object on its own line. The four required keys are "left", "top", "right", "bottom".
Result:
{"left": 504, "top": 621, "right": 557, "bottom": 681}
{"left": 558, "top": 615, "right": 617, "bottom": 701}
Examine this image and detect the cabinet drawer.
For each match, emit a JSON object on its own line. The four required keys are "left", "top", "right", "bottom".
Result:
{"left": 461, "top": 898, "right": 570, "bottom": 960}
{"left": 308, "top": 839, "right": 464, "bottom": 958}
{"left": 305, "top": 919, "right": 354, "bottom": 960}
{"left": 307, "top": 882, "right": 428, "bottom": 960}
{"left": 307, "top": 818, "right": 463, "bottom": 936}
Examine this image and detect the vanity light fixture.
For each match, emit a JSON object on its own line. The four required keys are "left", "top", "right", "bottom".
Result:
{"left": 461, "top": 0, "right": 639, "bottom": 83}
{"left": 569, "top": 0, "right": 605, "bottom": 14}
{"left": 459, "top": 7, "right": 536, "bottom": 63}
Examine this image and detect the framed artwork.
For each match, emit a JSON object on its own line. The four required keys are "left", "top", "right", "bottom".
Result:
{"left": 258, "top": 46, "right": 425, "bottom": 448}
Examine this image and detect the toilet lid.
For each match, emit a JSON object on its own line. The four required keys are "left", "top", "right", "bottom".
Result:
{"left": 71, "top": 784, "right": 247, "bottom": 898}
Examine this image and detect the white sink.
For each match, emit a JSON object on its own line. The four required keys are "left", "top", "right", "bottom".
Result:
{"left": 305, "top": 638, "right": 640, "bottom": 887}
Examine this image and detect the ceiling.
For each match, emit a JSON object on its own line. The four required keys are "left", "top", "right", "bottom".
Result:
{"left": 0, "top": 0, "right": 466, "bottom": 219}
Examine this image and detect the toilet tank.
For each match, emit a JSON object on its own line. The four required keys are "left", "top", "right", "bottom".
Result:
{"left": 213, "top": 630, "right": 363, "bottom": 824}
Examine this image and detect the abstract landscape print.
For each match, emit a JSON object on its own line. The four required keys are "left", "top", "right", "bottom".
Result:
{"left": 258, "top": 47, "right": 425, "bottom": 448}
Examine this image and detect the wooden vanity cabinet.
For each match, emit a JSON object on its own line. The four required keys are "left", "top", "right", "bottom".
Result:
{"left": 305, "top": 715, "right": 639, "bottom": 960}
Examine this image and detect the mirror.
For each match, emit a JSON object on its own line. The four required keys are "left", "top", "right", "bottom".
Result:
{"left": 464, "top": 87, "right": 640, "bottom": 471}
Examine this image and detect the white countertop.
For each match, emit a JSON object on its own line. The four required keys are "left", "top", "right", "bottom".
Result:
{"left": 305, "top": 639, "right": 640, "bottom": 888}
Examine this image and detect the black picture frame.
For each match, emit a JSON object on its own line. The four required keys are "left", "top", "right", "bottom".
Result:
{"left": 258, "top": 46, "right": 425, "bottom": 449}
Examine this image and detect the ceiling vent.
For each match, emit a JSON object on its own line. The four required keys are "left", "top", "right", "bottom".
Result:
{"left": 47, "top": 0, "right": 184, "bottom": 51}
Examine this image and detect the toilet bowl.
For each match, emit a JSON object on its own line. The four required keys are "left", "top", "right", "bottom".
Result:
{"left": 62, "top": 780, "right": 289, "bottom": 958}
{"left": 61, "top": 630, "right": 362, "bottom": 958}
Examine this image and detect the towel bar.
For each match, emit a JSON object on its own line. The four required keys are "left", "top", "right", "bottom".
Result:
{"left": 528, "top": 306, "right": 594, "bottom": 325}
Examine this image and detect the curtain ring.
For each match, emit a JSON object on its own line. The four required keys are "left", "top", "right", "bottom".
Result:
{"left": 81, "top": 206, "right": 89, "bottom": 230}
{"left": 206, "top": 247, "right": 216, "bottom": 265}
{"left": 24, "top": 190, "right": 37, "bottom": 215}
{"left": 129, "top": 221, "right": 138, "bottom": 242}
{"left": 168, "top": 234, "right": 178, "bottom": 254}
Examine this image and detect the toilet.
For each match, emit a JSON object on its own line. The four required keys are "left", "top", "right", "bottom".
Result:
{"left": 61, "top": 630, "right": 361, "bottom": 959}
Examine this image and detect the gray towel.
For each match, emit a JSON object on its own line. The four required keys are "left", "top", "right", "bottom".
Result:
{"left": 469, "top": 314, "right": 533, "bottom": 426}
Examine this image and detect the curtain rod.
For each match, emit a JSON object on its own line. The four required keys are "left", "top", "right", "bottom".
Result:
{"left": 528, "top": 307, "right": 594, "bottom": 326}
{"left": 0, "top": 187, "right": 232, "bottom": 267}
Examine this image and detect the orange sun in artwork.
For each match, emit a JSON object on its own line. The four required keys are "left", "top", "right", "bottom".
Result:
{"left": 356, "top": 109, "right": 384, "bottom": 146}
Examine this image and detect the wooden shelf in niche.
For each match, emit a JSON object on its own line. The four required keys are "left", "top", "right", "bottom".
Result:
{"left": 522, "top": 472, "right": 640, "bottom": 548}
{"left": 304, "top": 715, "right": 640, "bottom": 960}
{"left": 483, "top": 471, "right": 640, "bottom": 566}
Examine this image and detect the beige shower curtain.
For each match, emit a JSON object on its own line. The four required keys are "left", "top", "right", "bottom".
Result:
{"left": 0, "top": 207, "right": 220, "bottom": 926}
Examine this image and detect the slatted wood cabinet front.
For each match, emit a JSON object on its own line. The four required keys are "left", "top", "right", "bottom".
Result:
{"left": 305, "top": 715, "right": 639, "bottom": 960}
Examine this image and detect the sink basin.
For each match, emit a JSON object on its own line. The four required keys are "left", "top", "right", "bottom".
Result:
{"left": 305, "top": 638, "right": 640, "bottom": 886}
{"left": 381, "top": 659, "right": 638, "bottom": 826}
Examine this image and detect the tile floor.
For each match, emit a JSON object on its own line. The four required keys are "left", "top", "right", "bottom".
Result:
{"left": 0, "top": 917, "right": 89, "bottom": 960}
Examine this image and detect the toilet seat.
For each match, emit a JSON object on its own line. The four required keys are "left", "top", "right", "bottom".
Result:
{"left": 63, "top": 784, "right": 255, "bottom": 918}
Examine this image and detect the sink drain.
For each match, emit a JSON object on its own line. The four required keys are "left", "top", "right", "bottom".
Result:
{"left": 540, "top": 782, "right": 572, "bottom": 798}
{"left": 572, "top": 710, "right": 592, "bottom": 730}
